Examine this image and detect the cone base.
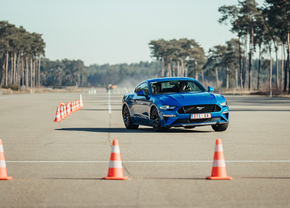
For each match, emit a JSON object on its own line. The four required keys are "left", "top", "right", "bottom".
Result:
{"left": 103, "top": 176, "right": 129, "bottom": 180}
{"left": 0, "top": 176, "right": 13, "bottom": 180}
{"left": 54, "top": 120, "right": 61, "bottom": 122}
{"left": 206, "top": 176, "right": 232, "bottom": 180}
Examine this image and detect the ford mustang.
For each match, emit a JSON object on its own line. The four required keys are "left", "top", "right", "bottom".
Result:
{"left": 122, "top": 77, "right": 229, "bottom": 132}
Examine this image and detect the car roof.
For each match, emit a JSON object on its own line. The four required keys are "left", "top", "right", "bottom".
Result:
{"left": 146, "top": 77, "right": 196, "bottom": 84}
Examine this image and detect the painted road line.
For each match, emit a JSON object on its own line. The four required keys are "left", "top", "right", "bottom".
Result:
{"left": 5, "top": 160, "right": 290, "bottom": 163}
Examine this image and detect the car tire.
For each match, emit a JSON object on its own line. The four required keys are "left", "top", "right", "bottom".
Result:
{"left": 122, "top": 105, "right": 139, "bottom": 129}
{"left": 211, "top": 123, "right": 228, "bottom": 132}
{"left": 150, "top": 107, "right": 169, "bottom": 132}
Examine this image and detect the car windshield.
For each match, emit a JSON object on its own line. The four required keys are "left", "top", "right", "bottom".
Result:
{"left": 150, "top": 80, "right": 207, "bottom": 95}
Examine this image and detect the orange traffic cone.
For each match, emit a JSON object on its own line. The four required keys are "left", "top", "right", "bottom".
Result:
{"left": 62, "top": 103, "right": 67, "bottom": 118}
{"left": 206, "top": 139, "right": 232, "bottom": 180}
{"left": 70, "top": 102, "right": 73, "bottom": 113}
{"left": 0, "top": 139, "right": 13, "bottom": 180}
{"left": 67, "top": 103, "right": 71, "bottom": 116}
{"left": 60, "top": 105, "right": 65, "bottom": 120}
{"left": 103, "top": 140, "right": 128, "bottom": 180}
{"left": 76, "top": 100, "right": 79, "bottom": 110}
{"left": 72, "top": 101, "right": 75, "bottom": 113}
{"left": 54, "top": 107, "right": 61, "bottom": 122}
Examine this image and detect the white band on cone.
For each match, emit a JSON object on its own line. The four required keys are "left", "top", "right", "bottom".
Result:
{"left": 213, "top": 159, "right": 226, "bottom": 167}
{"left": 0, "top": 160, "right": 6, "bottom": 168}
{"left": 109, "top": 160, "right": 122, "bottom": 168}
{"left": 215, "top": 144, "right": 223, "bottom": 152}
{"left": 0, "top": 145, "right": 3, "bottom": 152}
{"left": 111, "top": 146, "right": 120, "bottom": 153}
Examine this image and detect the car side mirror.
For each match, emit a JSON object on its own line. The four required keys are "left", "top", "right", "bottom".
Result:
{"left": 208, "top": 86, "right": 214, "bottom": 92}
{"left": 137, "top": 90, "right": 146, "bottom": 96}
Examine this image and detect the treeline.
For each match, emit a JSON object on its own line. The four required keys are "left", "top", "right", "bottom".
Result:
{"left": 149, "top": 0, "right": 290, "bottom": 93}
{"left": 2, "top": 0, "right": 290, "bottom": 92}
{"left": 0, "top": 21, "right": 45, "bottom": 88}
{"left": 216, "top": 0, "right": 289, "bottom": 92}
{"left": 87, "top": 61, "right": 160, "bottom": 88}
{"left": 40, "top": 58, "right": 87, "bottom": 87}
{"left": 149, "top": 38, "right": 205, "bottom": 79}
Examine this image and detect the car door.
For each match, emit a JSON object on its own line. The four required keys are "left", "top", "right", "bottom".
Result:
{"left": 133, "top": 82, "right": 151, "bottom": 124}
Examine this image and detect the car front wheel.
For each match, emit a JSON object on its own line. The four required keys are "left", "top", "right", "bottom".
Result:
{"left": 122, "top": 105, "right": 139, "bottom": 129}
{"left": 150, "top": 107, "right": 169, "bottom": 132}
{"left": 211, "top": 123, "right": 228, "bottom": 132}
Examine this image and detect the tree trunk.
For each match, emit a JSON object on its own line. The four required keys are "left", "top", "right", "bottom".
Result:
{"left": 275, "top": 47, "right": 279, "bottom": 89}
{"left": 281, "top": 43, "right": 284, "bottom": 89}
{"left": 180, "top": 59, "right": 184, "bottom": 77}
{"left": 16, "top": 52, "right": 20, "bottom": 85}
{"left": 284, "top": 41, "right": 288, "bottom": 92}
{"left": 239, "top": 36, "right": 243, "bottom": 91}
{"left": 226, "top": 67, "right": 229, "bottom": 89}
{"left": 30, "top": 57, "right": 33, "bottom": 88}
{"left": 1, "top": 54, "right": 5, "bottom": 86}
{"left": 161, "top": 59, "right": 164, "bottom": 77}
{"left": 195, "top": 60, "right": 198, "bottom": 80}
{"left": 38, "top": 57, "right": 41, "bottom": 87}
{"left": 5, "top": 49, "right": 8, "bottom": 86}
{"left": 177, "top": 61, "right": 180, "bottom": 77}
{"left": 33, "top": 59, "right": 36, "bottom": 87}
{"left": 288, "top": 32, "right": 290, "bottom": 93}
{"left": 248, "top": 27, "right": 253, "bottom": 90}
{"left": 202, "top": 69, "right": 204, "bottom": 84}
{"left": 243, "top": 35, "right": 247, "bottom": 89}
{"left": 269, "top": 47, "right": 272, "bottom": 92}
{"left": 21, "top": 53, "right": 24, "bottom": 86}
{"left": 25, "top": 56, "right": 29, "bottom": 88}
{"left": 10, "top": 53, "right": 14, "bottom": 85}
{"left": 257, "top": 45, "right": 261, "bottom": 90}
{"left": 13, "top": 53, "right": 16, "bottom": 85}
{"left": 235, "top": 68, "right": 238, "bottom": 88}
{"left": 215, "top": 67, "right": 219, "bottom": 89}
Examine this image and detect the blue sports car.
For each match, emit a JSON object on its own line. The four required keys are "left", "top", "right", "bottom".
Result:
{"left": 122, "top": 77, "right": 229, "bottom": 132}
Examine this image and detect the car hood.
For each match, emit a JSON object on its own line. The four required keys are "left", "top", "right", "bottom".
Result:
{"left": 157, "top": 92, "right": 219, "bottom": 106}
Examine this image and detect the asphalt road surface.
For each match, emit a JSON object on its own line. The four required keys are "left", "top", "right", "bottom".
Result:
{"left": 0, "top": 91, "right": 290, "bottom": 208}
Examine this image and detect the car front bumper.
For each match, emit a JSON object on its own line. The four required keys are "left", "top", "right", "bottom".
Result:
{"left": 160, "top": 106, "right": 229, "bottom": 127}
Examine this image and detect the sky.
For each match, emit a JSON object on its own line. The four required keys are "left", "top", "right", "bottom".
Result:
{"left": 1, "top": 0, "right": 265, "bottom": 66}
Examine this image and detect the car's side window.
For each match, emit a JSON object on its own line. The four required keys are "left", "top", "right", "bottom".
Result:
{"left": 135, "top": 82, "right": 149, "bottom": 95}
{"left": 134, "top": 84, "right": 142, "bottom": 93}
{"left": 142, "top": 83, "right": 149, "bottom": 95}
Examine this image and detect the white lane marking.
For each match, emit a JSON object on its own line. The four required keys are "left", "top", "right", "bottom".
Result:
{"left": 108, "top": 91, "right": 111, "bottom": 114}
{"left": 5, "top": 160, "right": 290, "bottom": 163}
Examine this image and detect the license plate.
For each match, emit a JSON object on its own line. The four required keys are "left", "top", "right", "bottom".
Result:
{"left": 190, "top": 113, "right": 211, "bottom": 119}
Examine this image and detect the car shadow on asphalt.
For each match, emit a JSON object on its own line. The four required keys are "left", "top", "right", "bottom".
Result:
{"left": 45, "top": 177, "right": 208, "bottom": 180}
{"left": 45, "top": 178, "right": 103, "bottom": 180}
{"left": 144, "top": 177, "right": 206, "bottom": 180}
{"left": 55, "top": 127, "right": 212, "bottom": 133}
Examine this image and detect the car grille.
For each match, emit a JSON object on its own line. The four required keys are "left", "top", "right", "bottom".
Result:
{"left": 177, "top": 104, "right": 221, "bottom": 114}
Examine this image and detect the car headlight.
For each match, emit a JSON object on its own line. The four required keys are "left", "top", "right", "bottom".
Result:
{"left": 220, "top": 101, "right": 227, "bottom": 106}
{"left": 159, "top": 105, "right": 177, "bottom": 110}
